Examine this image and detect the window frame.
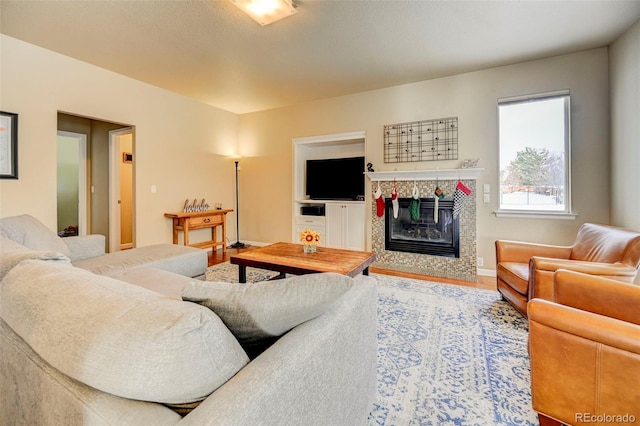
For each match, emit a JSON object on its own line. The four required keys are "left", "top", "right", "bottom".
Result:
{"left": 496, "top": 90, "right": 576, "bottom": 220}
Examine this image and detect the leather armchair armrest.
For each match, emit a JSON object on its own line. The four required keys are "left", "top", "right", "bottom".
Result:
{"left": 529, "top": 258, "right": 637, "bottom": 301}
{"left": 495, "top": 240, "right": 571, "bottom": 264}
{"left": 554, "top": 269, "right": 640, "bottom": 326}
{"left": 528, "top": 299, "right": 640, "bottom": 355}
{"left": 531, "top": 257, "right": 637, "bottom": 277}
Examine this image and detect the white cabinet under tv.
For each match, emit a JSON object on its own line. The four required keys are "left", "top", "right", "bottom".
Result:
{"left": 292, "top": 131, "right": 366, "bottom": 251}
{"left": 325, "top": 202, "right": 365, "bottom": 250}
{"left": 295, "top": 200, "right": 365, "bottom": 251}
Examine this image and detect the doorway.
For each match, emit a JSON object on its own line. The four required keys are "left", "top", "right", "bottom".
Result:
{"left": 56, "top": 131, "right": 87, "bottom": 236}
{"left": 57, "top": 112, "right": 134, "bottom": 252}
{"left": 109, "top": 128, "right": 134, "bottom": 252}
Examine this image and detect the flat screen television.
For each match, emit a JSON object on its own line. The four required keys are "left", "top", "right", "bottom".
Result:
{"left": 305, "top": 156, "right": 365, "bottom": 200}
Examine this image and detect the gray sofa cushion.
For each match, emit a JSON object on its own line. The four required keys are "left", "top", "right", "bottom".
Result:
{"left": 111, "top": 266, "right": 198, "bottom": 299}
{"left": 0, "top": 214, "right": 71, "bottom": 257}
{"left": 0, "top": 260, "right": 249, "bottom": 404}
{"left": 0, "top": 235, "right": 70, "bottom": 281}
{"left": 182, "top": 273, "right": 355, "bottom": 355}
{"left": 73, "top": 244, "right": 207, "bottom": 278}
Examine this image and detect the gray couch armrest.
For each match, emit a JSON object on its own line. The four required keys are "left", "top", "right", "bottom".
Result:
{"left": 63, "top": 235, "right": 106, "bottom": 262}
{"left": 1, "top": 320, "right": 181, "bottom": 426}
{"left": 180, "top": 275, "right": 378, "bottom": 426}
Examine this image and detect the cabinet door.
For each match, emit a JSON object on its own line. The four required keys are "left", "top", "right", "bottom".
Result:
{"left": 343, "top": 203, "right": 365, "bottom": 251}
{"left": 325, "top": 203, "right": 365, "bottom": 250}
{"left": 325, "top": 203, "right": 344, "bottom": 248}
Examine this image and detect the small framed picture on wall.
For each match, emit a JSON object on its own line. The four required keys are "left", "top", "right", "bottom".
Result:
{"left": 0, "top": 111, "right": 18, "bottom": 179}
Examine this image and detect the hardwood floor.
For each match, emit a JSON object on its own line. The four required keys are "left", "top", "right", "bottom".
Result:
{"left": 209, "top": 246, "right": 497, "bottom": 291}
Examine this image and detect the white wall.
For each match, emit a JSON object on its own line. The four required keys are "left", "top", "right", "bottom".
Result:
{"left": 610, "top": 18, "right": 640, "bottom": 231}
{"left": 239, "top": 48, "right": 611, "bottom": 271}
{"left": 0, "top": 35, "right": 240, "bottom": 247}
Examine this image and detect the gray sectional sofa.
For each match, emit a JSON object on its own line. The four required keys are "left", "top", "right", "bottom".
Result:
{"left": 0, "top": 215, "right": 377, "bottom": 425}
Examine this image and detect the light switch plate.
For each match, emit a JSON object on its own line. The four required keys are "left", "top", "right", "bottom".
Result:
{"left": 483, "top": 183, "right": 490, "bottom": 193}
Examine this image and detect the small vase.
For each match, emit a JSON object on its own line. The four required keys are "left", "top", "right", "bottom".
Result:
{"left": 303, "top": 244, "right": 317, "bottom": 254}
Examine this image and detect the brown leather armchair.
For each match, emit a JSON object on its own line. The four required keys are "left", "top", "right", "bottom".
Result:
{"left": 496, "top": 223, "right": 640, "bottom": 316}
{"left": 528, "top": 270, "right": 640, "bottom": 426}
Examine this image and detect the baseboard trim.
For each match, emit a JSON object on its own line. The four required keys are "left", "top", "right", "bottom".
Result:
{"left": 235, "top": 240, "right": 270, "bottom": 248}
{"left": 478, "top": 268, "right": 497, "bottom": 277}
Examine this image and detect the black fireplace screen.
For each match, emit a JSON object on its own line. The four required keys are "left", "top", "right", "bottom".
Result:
{"left": 384, "top": 197, "right": 459, "bottom": 257}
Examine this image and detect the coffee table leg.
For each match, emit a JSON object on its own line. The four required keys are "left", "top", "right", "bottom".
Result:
{"left": 239, "top": 265, "right": 247, "bottom": 283}
{"left": 270, "top": 272, "right": 286, "bottom": 280}
{"left": 363, "top": 267, "right": 370, "bottom": 276}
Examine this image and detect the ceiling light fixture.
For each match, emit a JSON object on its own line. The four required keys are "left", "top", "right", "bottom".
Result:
{"left": 230, "top": 0, "right": 297, "bottom": 26}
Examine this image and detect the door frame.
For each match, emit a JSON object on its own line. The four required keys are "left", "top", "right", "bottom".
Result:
{"left": 57, "top": 130, "right": 88, "bottom": 236}
{"left": 108, "top": 127, "right": 134, "bottom": 252}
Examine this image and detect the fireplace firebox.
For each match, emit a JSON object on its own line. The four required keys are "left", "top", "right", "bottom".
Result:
{"left": 384, "top": 197, "right": 459, "bottom": 258}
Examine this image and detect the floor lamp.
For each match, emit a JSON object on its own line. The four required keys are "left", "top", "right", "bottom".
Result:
{"left": 229, "top": 160, "right": 246, "bottom": 249}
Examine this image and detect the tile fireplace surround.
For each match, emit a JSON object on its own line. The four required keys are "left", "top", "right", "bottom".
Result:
{"left": 368, "top": 169, "right": 482, "bottom": 282}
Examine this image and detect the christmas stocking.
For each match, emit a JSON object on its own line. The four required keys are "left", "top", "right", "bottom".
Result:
{"left": 391, "top": 184, "right": 399, "bottom": 219}
{"left": 453, "top": 181, "right": 472, "bottom": 218}
{"left": 374, "top": 185, "right": 385, "bottom": 217}
{"left": 434, "top": 186, "right": 445, "bottom": 223}
{"left": 409, "top": 184, "right": 420, "bottom": 221}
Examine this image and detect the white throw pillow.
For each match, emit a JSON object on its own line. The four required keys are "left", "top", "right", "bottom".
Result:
{"left": 182, "top": 272, "right": 355, "bottom": 356}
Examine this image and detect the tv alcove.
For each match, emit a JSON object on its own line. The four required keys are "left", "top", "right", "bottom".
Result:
{"left": 292, "top": 131, "right": 366, "bottom": 251}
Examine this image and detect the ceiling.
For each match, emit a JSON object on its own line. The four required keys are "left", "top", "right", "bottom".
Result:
{"left": 1, "top": 0, "right": 639, "bottom": 114}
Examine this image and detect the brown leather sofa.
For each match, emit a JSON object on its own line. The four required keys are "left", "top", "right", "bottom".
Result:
{"left": 528, "top": 270, "right": 640, "bottom": 426}
{"left": 496, "top": 223, "right": 640, "bottom": 316}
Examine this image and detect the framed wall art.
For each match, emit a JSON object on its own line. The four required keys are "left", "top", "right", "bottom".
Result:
{"left": 383, "top": 116, "right": 458, "bottom": 164}
{"left": 0, "top": 111, "right": 18, "bottom": 179}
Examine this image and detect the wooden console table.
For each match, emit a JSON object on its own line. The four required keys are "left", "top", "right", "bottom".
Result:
{"left": 164, "top": 209, "right": 233, "bottom": 252}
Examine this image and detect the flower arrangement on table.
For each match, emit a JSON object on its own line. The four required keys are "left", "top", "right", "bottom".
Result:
{"left": 299, "top": 229, "right": 321, "bottom": 253}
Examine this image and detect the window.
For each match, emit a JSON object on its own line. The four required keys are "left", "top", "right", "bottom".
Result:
{"left": 498, "top": 91, "right": 571, "bottom": 215}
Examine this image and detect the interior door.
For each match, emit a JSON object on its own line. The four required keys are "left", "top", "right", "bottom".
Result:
{"left": 56, "top": 131, "right": 87, "bottom": 236}
{"left": 109, "top": 128, "right": 134, "bottom": 251}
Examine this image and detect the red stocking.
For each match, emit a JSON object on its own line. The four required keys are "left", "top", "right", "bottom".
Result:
{"left": 374, "top": 186, "right": 385, "bottom": 217}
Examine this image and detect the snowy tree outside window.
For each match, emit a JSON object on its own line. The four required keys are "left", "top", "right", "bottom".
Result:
{"left": 498, "top": 92, "right": 571, "bottom": 213}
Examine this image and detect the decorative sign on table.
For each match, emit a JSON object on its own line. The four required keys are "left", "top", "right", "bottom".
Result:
{"left": 384, "top": 116, "right": 458, "bottom": 163}
{"left": 183, "top": 198, "right": 211, "bottom": 212}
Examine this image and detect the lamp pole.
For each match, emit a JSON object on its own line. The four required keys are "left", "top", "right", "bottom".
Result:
{"left": 230, "top": 160, "right": 245, "bottom": 249}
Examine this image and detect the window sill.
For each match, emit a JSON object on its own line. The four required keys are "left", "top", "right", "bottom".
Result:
{"left": 493, "top": 210, "right": 578, "bottom": 220}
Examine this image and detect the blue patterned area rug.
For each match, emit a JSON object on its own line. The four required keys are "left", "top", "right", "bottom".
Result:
{"left": 205, "top": 263, "right": 537, "bottom": 425}
{"left": 370, "top": 273, "right": 537, "bottom": 426}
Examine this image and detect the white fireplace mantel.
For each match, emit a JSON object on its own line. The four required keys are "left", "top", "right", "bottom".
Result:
{"left": 366, "top": 168, "right": 483, "bottom": 182}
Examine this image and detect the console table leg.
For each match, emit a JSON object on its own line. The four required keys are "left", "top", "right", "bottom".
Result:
{"left": 238, "top": 265, "right": 247, "bottom": 284}
{"left": 172, "top": 219, "right": 179, "bottom": 244}
{"left": 363, "top": 267, "right": 369, "bottom": 276}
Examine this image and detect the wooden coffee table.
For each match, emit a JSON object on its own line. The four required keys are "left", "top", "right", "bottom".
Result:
{"left": 229, "top": 242, "right": 376, "bottom": 283}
